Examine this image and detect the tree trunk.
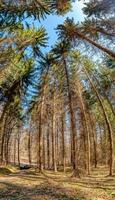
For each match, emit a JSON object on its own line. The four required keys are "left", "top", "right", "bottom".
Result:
{"left": 13, "top": 135, "right": 16, "bottom": 166}
{"left": 43, "top": 130, "right": 46, "bottom": 169}
{"left": 5, "top": 130, "right": 11, "bottom": 165}
{"left": 0, "top": 113, "right": 7, "bottom": 165}
{"left": 78, "top": 32, "right": 115, "bottom": 58}
{"left": 38, "top": 108, "right": 43, "bottom": 172}
{"left": 61, "top": 113, "right": 66, "bottom": 172}
{"left": 17, "top": 131, "right": 20, "bottom": 167}
{"left": 47, "top": 125, "right": 50, "bottom": 169}
{"left": 92, "top": 73, "right": 115, "bottom": 116}
{"left": 97, "top": 28, "right": 115, "bottom": 38}
{"left": 75, "top": 80, "right": 91, "bottom": 175}
{"left": 28, "top": 130, "right": 31, "bottom": 165}
{"left": 52, "top": 91, "right": 57, "bottom": 172}
{"left": 63, "top": 55, "right": 79, "bottom": 177}
{"left": 84, "top": 67, "right": 113, "bottom": 176}
{"left": 89, "top": 114, "right": 97, "bottom": 168}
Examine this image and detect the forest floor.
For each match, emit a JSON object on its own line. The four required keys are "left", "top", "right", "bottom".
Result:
{"left": 0, "top": 166, "right": 115, "bottom": 200}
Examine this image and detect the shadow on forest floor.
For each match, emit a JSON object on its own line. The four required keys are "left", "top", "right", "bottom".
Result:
{"left": 0, "top": 166, "right": 115, "bottom": 200}
{"left": 0, "top": 180, "right": 85, "bottom": 200}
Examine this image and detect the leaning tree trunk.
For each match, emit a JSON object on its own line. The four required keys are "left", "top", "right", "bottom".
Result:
{"left": 92, "top": 73, "right": 115, "bottom": 116}
{"left": 78, "top": 31, "right": 115, "bottom": 58}
{"left": 97, "top": 28, "right": 115, "bottom": 38}
{"left": 84, "top": 67, "right": 113, "bottom": 176}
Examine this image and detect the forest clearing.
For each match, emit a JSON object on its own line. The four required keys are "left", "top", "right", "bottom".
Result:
{"left": 0, "top": 0, "right": 115, "bottom": 199}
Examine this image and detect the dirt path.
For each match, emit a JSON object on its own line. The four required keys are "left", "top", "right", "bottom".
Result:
{"left": 0, "top": 169, "right": 115, "bottom": 200}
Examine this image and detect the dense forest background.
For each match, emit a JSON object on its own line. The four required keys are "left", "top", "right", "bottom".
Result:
{"left": 0, "top": 0, "right": 115, "bottom": 181}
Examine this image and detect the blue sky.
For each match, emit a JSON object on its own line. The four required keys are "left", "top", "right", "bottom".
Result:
{"left": 26, "top": 1, "right": 85, "bottom": 52}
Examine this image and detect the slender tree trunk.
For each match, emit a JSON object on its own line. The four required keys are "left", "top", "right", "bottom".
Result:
{"left": 56, "top": 121, "right": 59, "bottom": 166}
{"left": 92, "top": 73, "right": 115, "bottom": 116}
{"left": 80, "top": 112, "right": 87, "bottom": 170}
{"left": 84, "top": 67, "right": 113, "bottom": 176}
{"left": 0, "top": 113, "right": 7, "bottom": 165}
{"left": 38, "top": 108, "right": 43, "bottom": 172}
{"left": 28, "top": 130, "right": 31, "bottom": 165}
{"left": 43, "top": 131, "right": 46, "bottom": 169}
{"left": 52, "top": 91, "right": 57, "bottom": 172}
{"left": 75, "top": 81, "right": 91, "bottom": 175}
{"left": 0, "top": 132, "right": 5, "bottom": 165}
{"left": 17, "top": 131, "right": 20, "bottom": 167}
{"left": 5, "top": 130, "right": 11, "bottom": 165}
{"left": 90, "top": 115, "right": 97, "bottom": 168}
{"left": 36, "top": 122, "right": 40, "bottom": 168}
{"left": 61, "top": 113, "right": 66, "bottom": 172}
{"left": 13, "top": 135, "right": 16, "bottom": 166}
{"left": 63, "top": 55, "right": 79, "bottom": 177}
{"left": 99, "top": 124, "right": 103, "bottom": 166}
{"left": 97, "top": 28, "right": 115, "bottom": 38}
{"left": 47, "top": 125, "right": 50, "bottom": 169}
{"left": 38, "top": 87, "right": 46, "bottom": 172}
{"left": 78, "top": 31, "right": 115, "bottom": 58}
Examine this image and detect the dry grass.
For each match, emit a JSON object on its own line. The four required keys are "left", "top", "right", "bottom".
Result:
{"left": 0, "top": 166, "right": 115, "bottom": 200}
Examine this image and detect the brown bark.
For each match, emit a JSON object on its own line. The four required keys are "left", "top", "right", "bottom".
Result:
{"left": 43, "top": 131, "right": 46, "bottom": 169}
{"left": 28, "top": 130, "right": 31, "bottom": 165}
{"left": 75, "top": 80, "right": 91, "bottom": 175}
{"left": 92, "top": 73, "right": 115, "bottom": 116}
{"left": 97, "top": 28, "right": 115, "bottom": 38}
{"left": 89, "top": 114, "right": 97, "bottom": 168}
{"left": 77, "top": 31, "right": 115, "bottom": 58}
{"left": 84, "top": 67, "right": 113, "bottom": 176}
{"left": 47, "top": 125, "right": 50, "bottom": 169}
{"left": 17, "top": 131, "right": 20, "bottom": 167}
{"left": 63, "top": 55, "right": 79, "bottom": 177}
{"left": 13, "top": 135, "right": 16, "bottom": 166}
{"left": 38, "top": 108, "right": 43, "bottom": 172}
{"left": 61, "top": 114, "right": 66, "bottom": 172}
{"left": 52, "top": 91, "right": 57, "bottom": 172}
{"left": 0, "top": 114, "right": 8, "bottom": 165}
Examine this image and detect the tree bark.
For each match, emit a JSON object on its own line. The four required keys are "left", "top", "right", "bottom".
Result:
{"left": 47, "top": 125, "right": 50, "bottom": 169}
{"left": 38, "top": 108, "right": 43, "bottom": 172}
{"left": 17, "top": 131, "right": 20, "bottom": 167}
{"left": 28, "top": 130, "right": 31, "bottom": 165}
{"left": 61, "top": 113, "right": 66, "bottom": 172}
{"left": 77, "top": 31, "right": 115, "bottom": 58}
{"left": 89, "top": 114, "right": 97, "bottom": 168}
{"left": 52, "top": 91, "right": 57, "bottom": 172}
{"left": 63, "top": 55, "right": 79, "bottom": 177}
{"left": 75, "top": 80, "right": 91, "bottom": 175}
{"left": 84, "top": 67, "right": 113, "bottom": 176}
{"left": 92, "top": 73, "right": 115, "bottom": 116}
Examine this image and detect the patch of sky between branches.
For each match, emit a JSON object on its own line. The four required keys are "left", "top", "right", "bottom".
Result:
{"left": 24, "top": 1, "right": 85, "bottom": 52}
